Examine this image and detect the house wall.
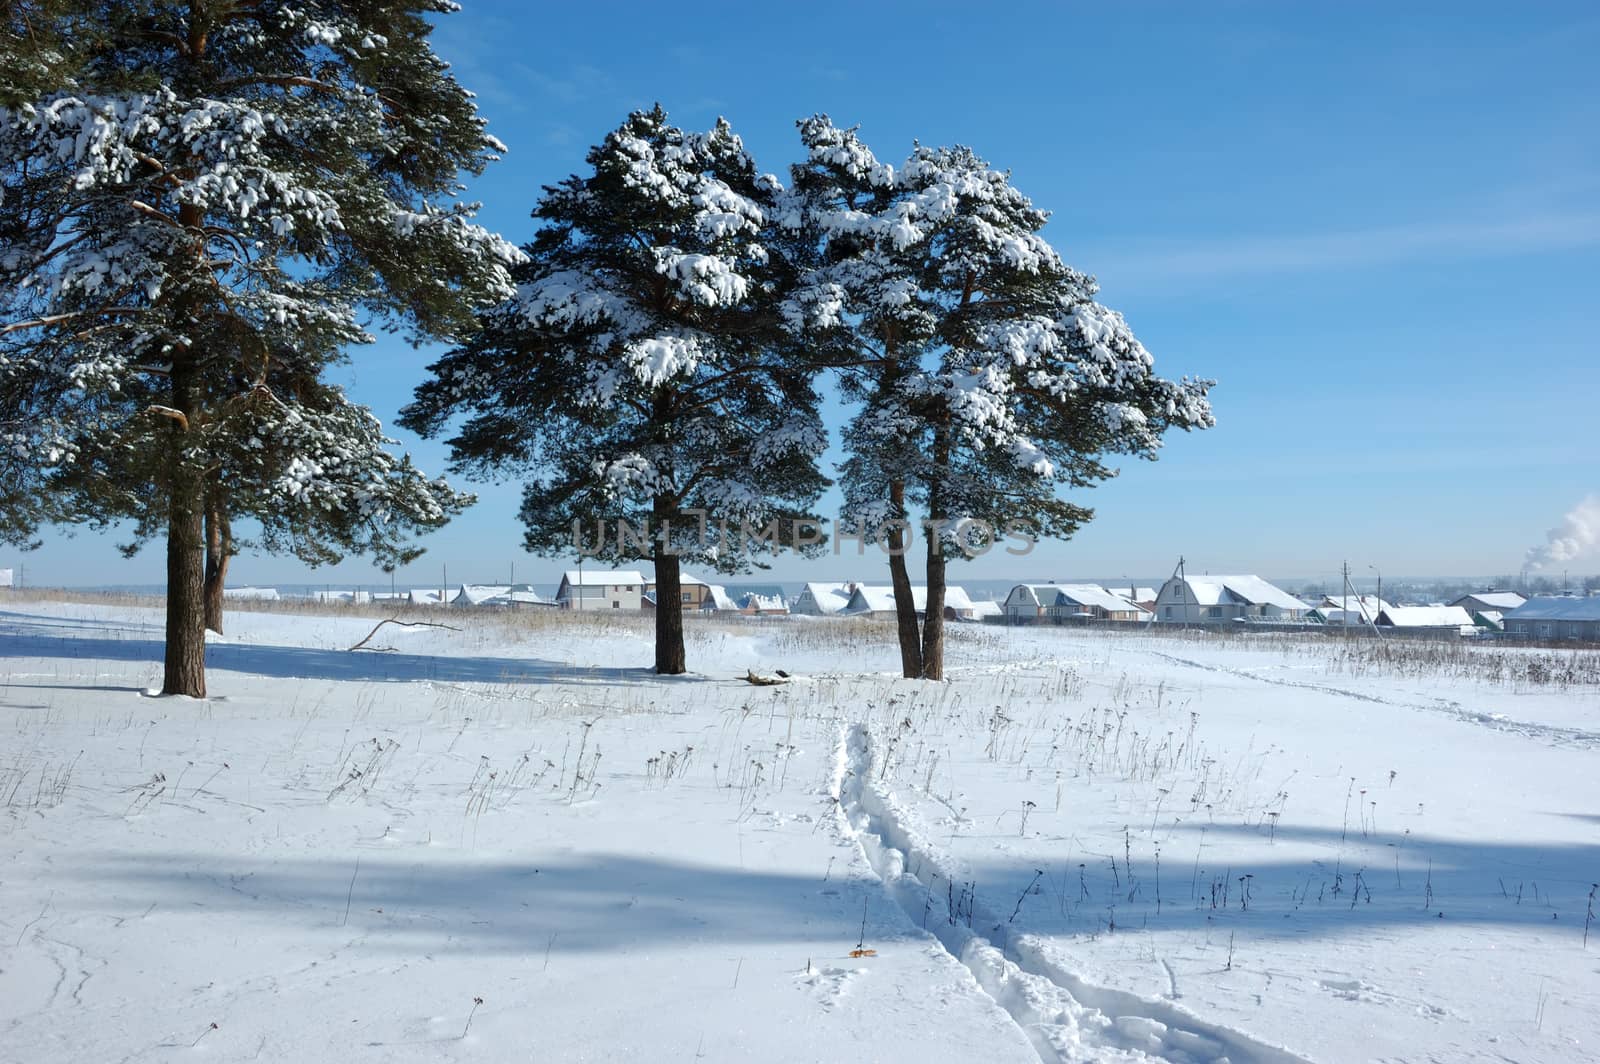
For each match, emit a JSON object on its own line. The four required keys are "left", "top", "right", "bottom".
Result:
{"left": 1154, "top": 581, "right": 1239, "bottom": 623}
{"left": 561, "top": 582, "right": 641, "bottom": 610}
{"left": 1506, "top": 618, "right": 1600, "bottom": 640}
{"left": 648, "top": 583, "right": 710, "bottom": 608}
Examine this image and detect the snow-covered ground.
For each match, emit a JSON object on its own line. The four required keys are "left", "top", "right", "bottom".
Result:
{"left": 2, "top": 601, "right": 1597, "bottom": 1062}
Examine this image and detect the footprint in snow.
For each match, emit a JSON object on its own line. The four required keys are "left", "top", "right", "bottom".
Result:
{"left": 794, "top": 965, "right": 866, "bottom": 1011}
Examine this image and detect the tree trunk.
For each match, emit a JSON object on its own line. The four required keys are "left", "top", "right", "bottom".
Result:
{"left": 203, "top": 496, "right": 230, "bottom": 636}
{"left": 920, "top": 427, "right": 951, "bottom": 680}
{"left": 921, "top": 523, "right": 947, "bottom": 680}
{"left": 162, "top": 351, "right": 206, "bottom": 697}
{"left": 653, "top": 547, "right": 686, "bottom": 675}
{"left": 886, "top": 479, "right": 922, "bottom": 678}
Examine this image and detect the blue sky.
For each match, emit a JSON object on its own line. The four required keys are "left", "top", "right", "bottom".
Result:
{"left": 14, "top": 1, "right": 1599, "bottom": 589}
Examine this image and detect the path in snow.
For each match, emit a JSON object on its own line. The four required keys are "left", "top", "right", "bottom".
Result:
{"left": 834, "top": 723, "right": 1308, "bottom": 1064}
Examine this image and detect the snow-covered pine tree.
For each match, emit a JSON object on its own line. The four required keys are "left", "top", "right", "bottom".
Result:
{"left": 790, "top": 117, "right": 1214, "bottom": 678}
{"left": 80, "top": 349, "right": 474, "bottom": 634}
{"left": 0, "top": 1, "right": 520, "bottom": 695}
{"left": 402, "top": 106, "right": 829, "bottom": 675}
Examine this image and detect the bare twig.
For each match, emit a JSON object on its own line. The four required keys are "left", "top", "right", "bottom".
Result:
{"left": 348, "top": 617, "right": 461, "bottom": 651}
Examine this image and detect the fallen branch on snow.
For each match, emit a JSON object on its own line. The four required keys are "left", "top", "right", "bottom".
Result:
{"left": 349, "top": 617, "right": 462, "bottom": 652}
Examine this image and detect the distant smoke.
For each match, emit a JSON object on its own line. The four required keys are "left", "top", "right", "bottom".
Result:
{"left": 1524, "top": 496, "right": 1600, "bottom": 570}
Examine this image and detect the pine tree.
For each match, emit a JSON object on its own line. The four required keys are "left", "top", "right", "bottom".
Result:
{"left": 402, "top": 107, "right": 829, "bottom": 675}
{"left": 791, "top": 118, "right": 1214, "bottom": 678}
{"left": 0, "top": 1, "right": 519, "bottom": 694}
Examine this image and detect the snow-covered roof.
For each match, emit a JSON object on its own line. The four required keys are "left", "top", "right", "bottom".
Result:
{"left": 967, "top": 600, "right": 1003, "bottom": 618}
{"left": 845, "top": 585, "right": 926, "bottom": 614}
{"left": 1451, "top": 591, "right": 1526, "bottom": 611}
{"left": 482, "top": 587, "right": 551, "bottom": 607}
{"left": 1176, "top": 575, "right": 1306, "bottom": 611}
{"left": 1378, "top": 606, "right": 1475, "bottom": 628}
{"left": 1054, "top": 584, "right": 1147, "bottom": 614}
{"left": 1103, "top": 585, "right": 1158, "bottom": 603}
{"left": 222, "top": 586, "right": 279, "bottom": 600}
{"left": 741, "top": 592, "right": 786, "bottom": 612}
{"left": 843, "top": 585, "right": 969, "bottom": 614}
{"left": 1314, "top": 595, "right": 1391, "bottom": 621}
{"left": 407, "top": 589, "right": 446, "bottom": 606}
{"left": 797, "top": 581, "right": 855, "bottom": 613}
{"left": 1006, "top": 584, "right": 1060, "bottom": 607}
{"left": 452, "top": 584, "right": 510, "bottom": 606}
{"left": 1505, "top": 596, "right": 1600, "bottom": 621}
{"left": 703, "top": 585, "right": 741, "bottom": 610}
{"left": 646, "top": 571, "right": 708, "bottom": 587}
{"left": 561, "top": 569, "right": 646, "bottom": 587}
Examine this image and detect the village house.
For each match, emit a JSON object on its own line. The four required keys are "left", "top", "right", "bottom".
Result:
{"left": 449, "top": 584, "right": 553, "bottom": 608}
{"left": 1501, "top": 596, "right": 1600, "bottom": 641}
{"left": 556, "top": 569, "right": 645, "bottom": 610}
{"left": 1153, "top": 574, "right": 1309, "bottom": 624}
{"left": 740, "top": 590, "right": 789, "bottom": 615}
{"left": 1309, "top": 594, "right": 1391, "bottom": 627}
{"left": 1003, "top": 583, "right": 1147, "bottom": 623}
{"left": 840, "top": 584, "right": 974, "bottom": 620}
{"left": 642, "top": 572, "right": 714, "bottom": 610}
{"left": 1376, "top": 605, "right": 1477, "bottom": 636}
{"left": 950, "top": 599, "right": 1003, "bottom": 623}
{"left": 1102, "top": 585, "right": 1159, "bottom": 611}
{"left": 1449, "top": 590, "right": 1526, "bottom": 615}
{"left": 700, "top": 585, "right": 741, "bottom": 612}
{"left": 790, "top": 582, "right": 856, "bottom": 616}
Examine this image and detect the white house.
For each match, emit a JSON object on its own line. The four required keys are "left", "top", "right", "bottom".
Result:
{"left": 791, "top": 582, "right": 856, "bottom": 616}
{"left": 842, "top": 584, "right": 923, "bottom": 619}
{"left": 0, "top": 568, "right": 11, "bottom": 588}
{"left": 959, "top": 600, "right": 1004, "bottom": 622}
{"left": 1154, "top": 575, "right": 1309, "bottom": 624}
{"left": 1004, "top": 583, "right": 1147, "bottom": 623}
{"left": 1376, "top": 605, "right": 1476, "bottom": 635}
{"left": 557, "top": 569, "right": 645, "bottom": 610}
{"left": 1004, "top": 584, "right": 1062, "bottom": 623}
{"left": 841, "top": 584, "right": 972, "bottom": 620}
{"left": 1310, "top": 594, "right": 1391, "bottom": 626}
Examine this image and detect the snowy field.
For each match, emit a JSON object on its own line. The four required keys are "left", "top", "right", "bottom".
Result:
{"left": 2, "top": 600, "right": 1598, "bottom": 1063}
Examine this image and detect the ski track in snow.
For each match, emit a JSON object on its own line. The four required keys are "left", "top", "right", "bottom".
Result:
{"left": 1138, "top": 649, "right": 1600, "bottom": 750}
{"left": 834, "top": 723, "right": 1309, "bottom": 1064}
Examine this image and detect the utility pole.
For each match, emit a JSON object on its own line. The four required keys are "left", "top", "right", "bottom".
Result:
{"left": 1342, "top": 560, "right": 1350, "bottom": 631}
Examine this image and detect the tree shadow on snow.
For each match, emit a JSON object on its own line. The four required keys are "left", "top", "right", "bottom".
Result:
{"left": 0, "top": 609, "right": 681, "bottom": 688}
{"left": 71, "top": 851, "right": 879, "bottom": 955}
{"left": 943, "top": 821, "right": 1600, "bottom": 945}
